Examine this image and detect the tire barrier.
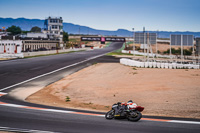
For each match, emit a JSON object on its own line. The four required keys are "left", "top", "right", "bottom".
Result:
{"left": 120, "top": 58, "right": 200, "bottom": 69}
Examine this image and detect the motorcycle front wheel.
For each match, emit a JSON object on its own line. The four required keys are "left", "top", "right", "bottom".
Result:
{"left": 105, "top": 110, "right": 115, "bottom": 120}
{"left": 127, "top": 110, "right": 142, "bottom": 122}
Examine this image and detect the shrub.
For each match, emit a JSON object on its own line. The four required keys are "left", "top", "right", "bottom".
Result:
{"left": 132, "top": 67, "right": 137, "bottom": 70}
{"left": 66, "top": 96, "right": 71, "bottom": 102}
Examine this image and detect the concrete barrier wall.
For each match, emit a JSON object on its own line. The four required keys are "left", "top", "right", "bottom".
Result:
{"left": 120, "top": 58, "right": 200, "bottom": 69}
{"left": 23, "top": 48, "right": 89, "bottom": 57}
{"left": 0, "top": 53, "right": 24, "bottom": 58}
{"left": 121, "top": 50, "right": 199, "bottom": 59}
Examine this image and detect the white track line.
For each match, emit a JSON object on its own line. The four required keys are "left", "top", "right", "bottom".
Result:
{"left": 1, "top": 104, "right": 26, "bottom": 108}
{"left": 0, "top": 92, "right": 7, "bottom": 97}
{"left": 0, "top": 51, "right": 112, "bottom": 92}
{"left": 41, "top": 108, "right": 74, "bottom": 113}
{"left": 0, "top": 103, "right": 103, "bottom": 117}
{"left": 0, "top": 92, "right": 7, "bottom": 95}
{"left": 0, "top": 126, "right": 58, "bottom": 133}
{"left": 168, "top": 120, "right": 200, "bottom": 125}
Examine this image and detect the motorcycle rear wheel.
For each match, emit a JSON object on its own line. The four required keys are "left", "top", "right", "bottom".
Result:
{"left": 105, "top": 110, "right": 115, "bottom": 120}
{"left": 127, "top": 110, "right": 142, "bottom": 122}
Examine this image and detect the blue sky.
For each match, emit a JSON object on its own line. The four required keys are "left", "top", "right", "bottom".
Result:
{"left": 0, "top": 0, "right": 200, "bottom": 31}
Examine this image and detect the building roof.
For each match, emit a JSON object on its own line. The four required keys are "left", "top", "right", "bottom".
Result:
{"left": 1, "top": 36, "right": 59, "bottom": 41}
{"left": 46, "top": 16, "right": 62, "bottom": 20}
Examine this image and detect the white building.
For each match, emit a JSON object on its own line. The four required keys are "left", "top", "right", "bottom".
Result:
{"left": 0, "top": 36, "right": 23, "bottom": 58}
{"left": 0, "top": 32, "right": 9, "bottom": 37}
{"left": 21, "top": 38, "right": 59, "bottom": 52}
{"left": 43, "top": 16, "right": 63, "bottom": 42}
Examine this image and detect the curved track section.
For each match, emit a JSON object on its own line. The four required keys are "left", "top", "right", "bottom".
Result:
{"left": 0, "top": 42, "right": 200, "bottom": 133}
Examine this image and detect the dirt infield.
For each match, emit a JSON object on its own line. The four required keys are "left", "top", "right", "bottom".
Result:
{"left": 26, "top": 63, "right": 200, "bottom": 118}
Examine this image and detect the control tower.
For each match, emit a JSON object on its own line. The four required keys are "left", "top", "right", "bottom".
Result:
{"left": 43, "top": 16, "right": 63, "bottom": 42}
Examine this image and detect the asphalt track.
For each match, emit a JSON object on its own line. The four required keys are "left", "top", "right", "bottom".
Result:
{"left": 0, "top": 42, "right": 200, "bottom": 133}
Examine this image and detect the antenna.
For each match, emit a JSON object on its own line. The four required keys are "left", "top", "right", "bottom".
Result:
{"left": 143, "top": 27, "right": 146, "bottom": 61}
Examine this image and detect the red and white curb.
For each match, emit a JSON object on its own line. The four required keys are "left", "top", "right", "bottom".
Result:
{"left": 0, "top": 101, "right": 200, "bottom": 125}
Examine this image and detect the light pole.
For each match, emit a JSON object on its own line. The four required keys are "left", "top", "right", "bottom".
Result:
{"left": 143, "top": 27, "right": 146, "bottom": 61}
{"left": 156, "top": 30, "right": 159, "bottom": 59}
{"left": 132, "top": 28, "right": 135, "bottom": 57}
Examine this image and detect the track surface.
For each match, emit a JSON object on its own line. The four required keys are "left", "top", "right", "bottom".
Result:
{"left": 0, "top": 42, "right": 122, "bottom": 91}
{"left": 0, "top": 42, "right": 200, "bottom": 133}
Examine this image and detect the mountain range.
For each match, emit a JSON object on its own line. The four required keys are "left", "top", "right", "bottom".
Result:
{"left": 0, "top": 17, "right": 200, "bottom": 38}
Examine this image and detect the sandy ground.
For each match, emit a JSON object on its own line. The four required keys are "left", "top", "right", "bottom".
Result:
{"left": 0, "top": 58, "right": 10, "bottom": 61}
{"left": 27, "top": 63, "right": 200, "bottom": 119}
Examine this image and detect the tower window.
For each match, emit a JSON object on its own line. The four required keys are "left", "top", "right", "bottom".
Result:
{"left": 52, "top": 25, "right": 58, "bottom": 29}
{"left": 50, "top": 19, "right": 58, "bottom": 23}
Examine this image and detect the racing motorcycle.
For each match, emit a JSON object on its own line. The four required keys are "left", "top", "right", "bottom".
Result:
{"left": 105, "top": 100, "right": 144, "bottom": 122}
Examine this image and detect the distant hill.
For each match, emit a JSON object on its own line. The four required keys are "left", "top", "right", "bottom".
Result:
{"left": 0, "top": 17, "right": 200, "bottom": 38}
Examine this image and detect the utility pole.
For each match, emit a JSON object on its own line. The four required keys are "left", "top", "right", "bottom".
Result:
{"left": 132, "top": 28, "right": 135, "bottom": 57}
{"left": 192, "top": 36, "right": 195, "bottom": 65}
{"left": 156, "top": 30, "right": 159, "bottom": 59}
{"left": 181, "top": 35, "right": 183, "bottom": 64}
{"left": 170, "top": 34, "right": 172, "bottom": 62}
{"left": 143, "top": 27, "right": 146, "bottom": 61}
{"left": 147, "top": 32, "right": 150, "bottom": 62}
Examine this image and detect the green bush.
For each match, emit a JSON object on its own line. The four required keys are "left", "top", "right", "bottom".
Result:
{"left": 66, "top": 96, "right": 71, "bottom": 102}
{"left": 163, "top": 48, "right": 192, "bottom": 55}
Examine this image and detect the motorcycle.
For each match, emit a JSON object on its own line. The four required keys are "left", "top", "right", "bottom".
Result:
{"left": 105, "top": 101, "right": 144, "bottom": 122}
